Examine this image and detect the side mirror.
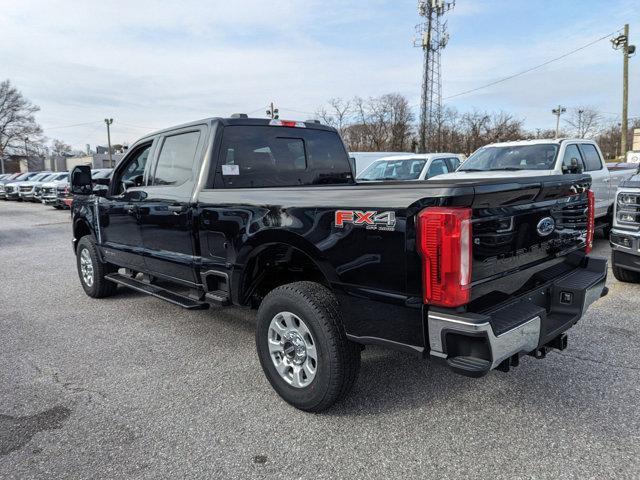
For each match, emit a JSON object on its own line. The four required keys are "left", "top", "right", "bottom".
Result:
{"left": 70, "top": 165, "right": 92, "bottom": 194}
{"left": 562, "top": 158, "right": 583, "bottom": 174}
{"left": 93, "top": 184, "right": 108, "bottom": 197}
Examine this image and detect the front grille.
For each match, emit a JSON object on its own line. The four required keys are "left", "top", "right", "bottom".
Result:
{"left": 5, "top": 186, "right": 15, "bottom": 193}
{"left": 20, "top": 186, "right": 32, "bottom": 192}
{"left": 43, "top": 187, "right": 56, "bottom": 194}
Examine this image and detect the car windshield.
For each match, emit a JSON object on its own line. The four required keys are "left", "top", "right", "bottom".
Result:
{"left": 54, "top": 173, "right": 69, "bottom": 181}
{"left": 460, "top": 144, "right": 559, "bottom": 171}
{"left": 32, "top": 173, "right": 51, "bottom": 181}
{"left": 14, "top": 173, "right": 32, "bottom": 181}
{"left": 358, "top": 159, "right": 427, "bottom": 181}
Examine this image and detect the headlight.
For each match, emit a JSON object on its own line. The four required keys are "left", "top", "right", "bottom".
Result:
{"left": 618, "top": 193, "right": 640, "bottom": 205}
{"left": 617, "top": 192, "right": 640, "bottom": 225}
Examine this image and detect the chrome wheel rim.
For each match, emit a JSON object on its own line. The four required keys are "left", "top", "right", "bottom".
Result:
{"left": 80, "top": 248, "right": 94, "bottom": 287}
{"left": 268, "top": 311, "right": 317, "bottom": 388}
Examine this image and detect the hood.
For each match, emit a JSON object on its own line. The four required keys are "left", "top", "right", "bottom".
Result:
{"left": 431, "top": 169, "right": 555, "bottom": 181}
{"left": 42, "top": 180, "right": 68, "bottom": 187}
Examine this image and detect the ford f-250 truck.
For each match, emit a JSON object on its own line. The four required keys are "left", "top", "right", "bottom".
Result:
{"left": 69, "top": 116, "right": 607, "bottom": 412}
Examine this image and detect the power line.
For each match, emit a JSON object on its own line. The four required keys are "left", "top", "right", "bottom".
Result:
{"left": 442, "top": 30, "right": 619, "bottom": 101}
{"left": 46, "top": 120, "right": 103, "bottom": 130}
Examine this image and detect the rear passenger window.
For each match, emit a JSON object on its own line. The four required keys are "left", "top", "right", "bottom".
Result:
{"left": 152, "top": 131, "right": 201, "bottom": 186}
{"left": 580, "top": 144, "right": 603, "bottom": 172}
{"left": 217, "top": 126, "right": 351, "bottom": 188}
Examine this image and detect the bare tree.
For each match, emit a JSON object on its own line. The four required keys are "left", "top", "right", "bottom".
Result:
{"left": 51, "top": 138, "right": 71, "bottom": 156}
{"left": 564, "top": 107, "right": 602, "bottom": 138}
{"left": 316, "top": 98, "right": 351, "bottom": 138}
{"left": 0, "top": 79, "right": 43, "bottom": 173}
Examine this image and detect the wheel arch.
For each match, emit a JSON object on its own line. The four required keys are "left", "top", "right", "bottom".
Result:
{"left": 72, "top": 217, "right": 94, "bottom": 252}
{"left": 233, "top": 231, "right": 337, "bottom": 307}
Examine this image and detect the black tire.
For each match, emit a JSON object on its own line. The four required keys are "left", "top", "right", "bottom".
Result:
{"left": 76, "top": 236, "right": 118, "bottom": 298}
{"left": 612, "top": 264, "right": 640, "bottom": 283}
{"left": 256, "top": 281, "right": 361, "bottom": 412}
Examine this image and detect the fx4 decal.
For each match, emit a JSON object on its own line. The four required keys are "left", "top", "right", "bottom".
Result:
{"left": 334, "top": 210, "right": 397, "bottom": 231}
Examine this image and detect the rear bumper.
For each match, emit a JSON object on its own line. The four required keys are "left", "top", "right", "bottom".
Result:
{"left": 427, "top": 255, "right": 608, "bottom": 377}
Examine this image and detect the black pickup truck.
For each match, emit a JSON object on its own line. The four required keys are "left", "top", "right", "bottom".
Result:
{"left": 70, "top": 116, "right": 607, "bottom": 411}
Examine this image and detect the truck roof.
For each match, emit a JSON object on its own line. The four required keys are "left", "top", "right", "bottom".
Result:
{"left": 482, "top": 138, "right": 597, "bottom": 148}
{"left": 139, "top": 116, "right": 337, "bottom": 141}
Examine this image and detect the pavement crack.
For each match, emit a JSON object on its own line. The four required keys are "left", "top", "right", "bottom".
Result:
{"left": 556, "top": 351, "right": 640, "bottom": 372}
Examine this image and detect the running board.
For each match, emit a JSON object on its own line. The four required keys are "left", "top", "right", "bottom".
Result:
{"left": 105, "top": 273, "right": 209, "bottom": 310}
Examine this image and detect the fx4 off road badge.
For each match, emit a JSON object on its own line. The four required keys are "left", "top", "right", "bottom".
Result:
{"left": 334, "top": 210, "right": 396, "bottom": 231}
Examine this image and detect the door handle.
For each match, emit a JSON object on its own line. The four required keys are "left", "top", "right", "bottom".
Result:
{"left": 167, "top": 204, "right": 187, "bottom": 214}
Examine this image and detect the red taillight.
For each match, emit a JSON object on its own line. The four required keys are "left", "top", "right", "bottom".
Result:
{"left": 585, "top": 189, "right": 595, "bottom": 254}
{"left": 416, "top": 207, "right": 472, "bottom": 308}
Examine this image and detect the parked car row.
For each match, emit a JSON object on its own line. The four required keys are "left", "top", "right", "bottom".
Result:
{"left": 0, "top": 168, "right": 112, "bottom": 208}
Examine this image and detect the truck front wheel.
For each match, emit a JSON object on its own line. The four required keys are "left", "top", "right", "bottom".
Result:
{"left": 76, "top": 236, "right": 118, "bottom": 298}
{"left": 255, "top": 281, "right": 361, "bottom": 412}
{"left": 612, "top": 264, "right": 640, "bottom": 283}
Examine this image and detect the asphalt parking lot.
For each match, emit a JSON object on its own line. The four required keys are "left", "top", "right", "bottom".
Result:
{"left": 0, "top": 200, "right": 639, "bottom": 479}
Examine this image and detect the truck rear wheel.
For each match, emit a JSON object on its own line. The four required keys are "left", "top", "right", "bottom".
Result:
{"left": 612, "top": 265, "right": 640, "bottom": 283}
{"left": 76, "top": 236, "right": 118, "bottom": 298}
{"left": 255, "top": 281, "right": 360, "bottom": 412}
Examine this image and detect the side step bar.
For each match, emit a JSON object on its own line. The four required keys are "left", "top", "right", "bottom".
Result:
{"left": 105, "top": 273, "right": 209, "bottom": 310}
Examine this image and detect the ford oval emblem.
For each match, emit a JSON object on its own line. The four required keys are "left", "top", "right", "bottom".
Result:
{"left": 536, "top": 217, "right": 555, "bottom": 237}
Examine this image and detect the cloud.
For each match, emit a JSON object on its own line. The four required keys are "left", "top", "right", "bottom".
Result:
{"left": 0, "top": 0, "right": 637, "bottom": 148}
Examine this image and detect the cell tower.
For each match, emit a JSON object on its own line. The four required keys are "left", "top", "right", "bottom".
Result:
{"left": 414, "top": 0, "right": 455, "bottom": 152}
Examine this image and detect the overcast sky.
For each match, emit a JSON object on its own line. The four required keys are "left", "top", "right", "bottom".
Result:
{"left": 1, "top": 0, "right": 638, "bottom": 150}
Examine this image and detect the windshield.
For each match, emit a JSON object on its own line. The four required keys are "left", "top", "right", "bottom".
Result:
{"left": 460, "top": 144, "right": 559, "bottom": 171}
{"left": 14, "top": 172, "right": 33, "bottom": 181}
{"left": 54, "top": 173, "right": 69, "bottom": 181}
{"left": 358, "top": 159, "right": 426, "bottom": 181}
{"left": 32, "top": 173, "right": 51, "bottom": 181}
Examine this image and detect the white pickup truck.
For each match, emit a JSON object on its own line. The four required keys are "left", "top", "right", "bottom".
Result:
{"left": 434, "top": 139, "right": 636, "bottom": 234}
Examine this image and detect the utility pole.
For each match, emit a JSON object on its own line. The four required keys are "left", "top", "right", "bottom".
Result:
{"left": 415, "top": 0, "right": 455, "bottom": 153}
{"left": 104, "top": 118, "right": 114, "bottom": 167}
{"left": 24, "top": 137, "right": 29, "bottom": 171}
{"left": 266, "top": 102, "right": 279, "bottom": 120}
{"left": 578, "top": 109, "right": 584, "bottom": 137}
{"left": 612, "top": 24, "right": 635, "bottom": 159}
{"left": 552, "top": 105, "right": 566, "bottom": 138}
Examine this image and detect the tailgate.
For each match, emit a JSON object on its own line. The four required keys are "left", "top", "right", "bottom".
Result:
{"left": 468, "top": 175, "right": 592, "bottom": 305}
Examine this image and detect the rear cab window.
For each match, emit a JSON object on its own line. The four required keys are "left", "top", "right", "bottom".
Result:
{"left": 214, "top": 126, "right": 352, "bottom": 188}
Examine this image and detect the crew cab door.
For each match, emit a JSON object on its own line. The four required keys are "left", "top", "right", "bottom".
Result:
{"left": 137, "top": 126, "right": 207, "bottom": 284}
{"left": 579, "top": 143, "right": 609, "bottom": 218}
{"left": 98, "top": 140, "right": 155, "bottom": 269}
